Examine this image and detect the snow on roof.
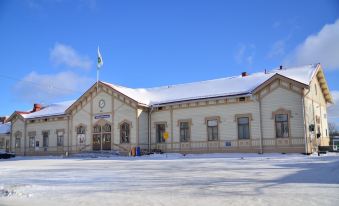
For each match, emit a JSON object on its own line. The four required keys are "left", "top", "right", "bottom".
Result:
{"left": 103, "top": 64, "right": 318, "bottom": 106}
{"left": 0, "top": 122, "right": 11, "bottom": 134}
{"left": 16, "top": 64, "right": 318, "bottom": 119}
{"left": 22, "top": 100, "right": 75, "bottom": 119}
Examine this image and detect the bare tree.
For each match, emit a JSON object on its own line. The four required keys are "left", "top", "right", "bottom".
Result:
{"left": 328, "top": 122, "right": 337, "bottom": 137}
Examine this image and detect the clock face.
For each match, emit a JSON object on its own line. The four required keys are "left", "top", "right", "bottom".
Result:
{"left": 99, "top": 99, "right": 105, "bottom": 109}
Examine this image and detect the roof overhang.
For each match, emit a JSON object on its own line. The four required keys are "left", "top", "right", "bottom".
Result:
{"left": 315, "top": 64, "right": 333, "bottom": 104}
{"left": 252, "top": 73, "right": 309, "bottom": 95}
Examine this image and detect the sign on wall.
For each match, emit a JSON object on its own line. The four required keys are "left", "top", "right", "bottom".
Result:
{"left": 94, "top": 114, "right": 110, "bottom": 119}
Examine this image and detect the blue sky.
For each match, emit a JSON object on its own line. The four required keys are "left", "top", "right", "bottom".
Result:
{"left": 0, "top": 0, "right": 339, "bottom": 124}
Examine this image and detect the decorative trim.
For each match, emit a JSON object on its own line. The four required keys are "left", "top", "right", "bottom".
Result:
{"left": 75, "top": 123, "right": 88, "bottom": 133}
{"left": 153, "top": 121, "right": 168, "bottom": 128}
{"left": 28, "top": 131, "right": 36, "bottom": 137}
{"left": 56, "top": 129, "right": 65, "bottom": 135}
{"left": 93, "top": 119, "right": 111, "bottom": 126}
{"left": 234, "top": 113, "right": 253, "bottom": 122}
{"left": 118, "top": 119, "right": 133, "bottom": 128}
{"left": 14, "top": 131, "right": 22, "bottom": 137}
{"left": 271, "top": 108, "right": 292, "bottom": 119}
{"left": 177, "top": 119, "right": 193, "bottom": 126}
{"left": 204, "top": 116, "right": 221, "bottom": 124}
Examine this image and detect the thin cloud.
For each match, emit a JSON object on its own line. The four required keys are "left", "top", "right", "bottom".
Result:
{"left": 234, "top": 43, "right": 256, "bottom": 65}
{"left": 267, "top": 40, "right": 286, "bottom": 58}
{"left": 50, "top": 43, "right": 93, "bottom": 70}
{"left": 13, "top": 71, "right": 93, "bottom": 103}
{"left": 284, "top": 19, "right": 339, "bottom": 70}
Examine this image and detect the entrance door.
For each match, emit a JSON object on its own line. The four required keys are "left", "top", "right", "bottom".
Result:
{"left": 102, "top": 134, "right": 111, "bottom": 150}
{"left": 92, "top": 122, "right": 112, "bottom": 151}
{"left": 93, "top": 134, "right": 101, "bottom": 151}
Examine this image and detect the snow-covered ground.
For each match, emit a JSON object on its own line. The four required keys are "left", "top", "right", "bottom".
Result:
{"left": 1, "top": 153, "right": 339, "bottom": 206}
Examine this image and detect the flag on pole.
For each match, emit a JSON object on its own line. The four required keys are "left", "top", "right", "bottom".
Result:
{"left": 97, "top": 47, "right": 103, "bottom": 69}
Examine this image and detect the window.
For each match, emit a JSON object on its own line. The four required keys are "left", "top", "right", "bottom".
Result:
{"left": 180, "top": 122, "right": 190, "bottom": 142}
{"left": 103, "top": 124, "right": 111, "bottom": 133}
{"left": 77, "top": 126, "right": 85, "bottom": 134}
{"left": 15, "top": 137, "right": 21, "bottom": 148}
{"left": 29, "top": 137, "right": 35, "bottom": 148}
{"left": 77, "top": 126, "right": 86, "bottom": 144}
{"left": 239, "top": 97, "right": 246, "bottom": 102}
{"left": 28, "top": 132, "right": 36, "bottom": 148}
{"left": 0, "top": 138, "right": 4, "bottom": 149}
{"left": 93, "top": 125, "right": 101, "bottom": 133}
{"left": 275, "top": 114, "right": 289, "bottom": 138}
{"left": 42, "top": 131, "right": 49, "bottom": 147}
{"left": 238, "top": 117, "right": 250, "bottom": 139}
{"left": 207, "top": 120, "right": 218, "bottom": 141}
{"left": 156, "top": 124, "right": 166, "bottom": 143}
{"left": 15, "top": 132, "right": 21, "bottom": 149}
{"left": 57, "top": 131, "right": 64, "bottom": 147}
{"left": 120, "top": 122, "right": 130, "bottom": 143}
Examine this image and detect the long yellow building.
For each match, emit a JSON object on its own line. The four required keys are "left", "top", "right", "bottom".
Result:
{"left": 6, "top": 63, "right": 333, "bottom": 155}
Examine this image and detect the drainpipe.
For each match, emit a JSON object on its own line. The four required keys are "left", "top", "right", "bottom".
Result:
{"left": 258, "top": 96, "right": 264, "bottom": 154}
{"left": 148, "top": 106, "right": 154, "bottom": 153}
{"left": 302, "top": 88, "right": 311, "bottom": 155}
{"left": 24, "top": 120, "right": 27, "bottom": 156}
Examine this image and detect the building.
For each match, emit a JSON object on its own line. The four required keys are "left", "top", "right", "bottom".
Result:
{"left": 0, "top": 117, "right": 11, "bottom": 152}
{"left": 7, "top": 63, "right": 333, "bottom": 155}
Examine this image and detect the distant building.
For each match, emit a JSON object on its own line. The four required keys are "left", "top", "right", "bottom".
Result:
{"left": 6, "top": 63, "right": 333, "bottom": 155}
{"left": 0, "top": 116, "right": 11, "bottom": 152}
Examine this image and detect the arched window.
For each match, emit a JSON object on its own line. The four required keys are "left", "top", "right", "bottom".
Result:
{"left": 77, "top": 126, "right": 86, "bottom": 134}
{"left": 15, "top": 131, "right": 22, "bottom": 149}
{"left": 93, "top": 125, "right": 101, "bottom": 133}
{"left": 103, "top": 123, "right": 111, "bottom": 133}
{"left": 120, "top": 122, "right": 130, "bottom": 144}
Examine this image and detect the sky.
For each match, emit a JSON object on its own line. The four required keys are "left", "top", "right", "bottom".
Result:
{"left": 0, "top": 0, "right": 339, "bottom": 125}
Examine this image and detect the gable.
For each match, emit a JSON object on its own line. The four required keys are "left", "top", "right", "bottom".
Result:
{"left": 66, "top": 81, "right": 142, "bottom": 115}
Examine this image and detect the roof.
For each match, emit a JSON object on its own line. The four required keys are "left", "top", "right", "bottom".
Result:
{"left": 21, "top": 100, "right": 75, "bottom": 119}
{"left": 102, "top": 64, "right": 319, "bottom": 106}
{"left": 0, "top": 122, "right": 11, "bottom": 134}
{"left": 11, "top": 63, "right": 328, "bottom": 120}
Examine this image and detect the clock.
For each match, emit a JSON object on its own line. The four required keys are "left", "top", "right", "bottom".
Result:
{"left": 99, "top": 99, "right": 105, "bottom": 109}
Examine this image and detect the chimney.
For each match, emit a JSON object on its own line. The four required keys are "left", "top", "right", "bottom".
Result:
{"left": 33, "top": 103, "right": 42, "bottom": 112}
{"left": 0, "top": 116, "right": 6, "bottom": 124}
{"left": 279, "top": 65, "right": 283, "bottom": 70}
{"left": 241, "top": 72, "right": 248, "bottom": 77}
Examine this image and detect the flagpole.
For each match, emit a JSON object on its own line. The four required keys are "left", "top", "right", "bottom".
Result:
{"left": 96, "top": 66, "right": 99, "bottom": 92}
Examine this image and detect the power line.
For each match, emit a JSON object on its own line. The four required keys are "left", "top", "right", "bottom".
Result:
{"left": 0, "top": 73, "right": 86, "bottom": 94}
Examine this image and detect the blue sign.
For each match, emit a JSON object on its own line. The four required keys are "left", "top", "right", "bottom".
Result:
{"left": 94, "top": 114, "right": 110, "bottom": 119}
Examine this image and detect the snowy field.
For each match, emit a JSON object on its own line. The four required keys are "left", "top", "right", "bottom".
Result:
{"left": 1, "top": 153, "right": 339, "bottom": 206}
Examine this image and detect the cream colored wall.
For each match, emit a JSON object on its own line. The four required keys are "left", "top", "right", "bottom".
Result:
{"left": 138, "top": 109, "right": 149, "bottom": 147}
{"left": 261, "top": 87, "right": 304, "bottom": 140}
{"left": 171, "top": 101, "right": 261, "bottom": 142}
{"left": 11, "top": 117, "right": 25, "bottom": 153}
{"left": 113, "top": 97, "right": 137, "bottom": 145}
{"left": 304, "top": 73, "right": 330, "bottom": 148}
{"left": 151, "top": 109, "right": 171, "bottom": 144}
{"left": 26, "top": 118, "right": 68, "bottom": 153}
{"left": 72, "top": 99, "right": 91, "bottom": 151}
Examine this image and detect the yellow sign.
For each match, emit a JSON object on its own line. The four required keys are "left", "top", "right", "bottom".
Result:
{"left": 163, "top": 132, "right": 169, "bottom": 140}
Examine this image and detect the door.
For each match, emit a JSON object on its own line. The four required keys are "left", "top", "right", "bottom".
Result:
{"left": 93, "top": 134, "right": 101, "bottom": 151}
{"left": 5, "top": 140, "right": 9, "bottom": 152}
{"left": 102, "top": 134, "right": 111, "bottom": 150}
